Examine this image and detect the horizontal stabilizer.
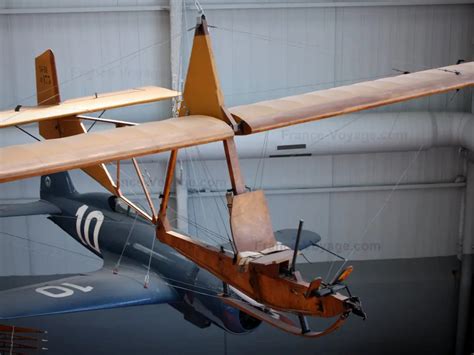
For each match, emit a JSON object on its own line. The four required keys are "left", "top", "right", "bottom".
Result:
{"left": 0, "top": 86, "right": 179, "bottom": 128}
{"left": 0, "top": 264, "right": 177, "bottom": 320}
{"left": 0, "top": 200, "right": 61, "bottom": 217}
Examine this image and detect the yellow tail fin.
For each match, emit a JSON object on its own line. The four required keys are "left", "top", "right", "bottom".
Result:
{"left": 35, "top": 49, "right": 61, "bottom": 106}
{"left": 35, "top": 50, "right": 117, "bottom": 195}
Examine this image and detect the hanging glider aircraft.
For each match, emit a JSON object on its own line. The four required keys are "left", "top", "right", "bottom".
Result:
{"left": 0, "top": 15, "right": 473, "bottom": 344}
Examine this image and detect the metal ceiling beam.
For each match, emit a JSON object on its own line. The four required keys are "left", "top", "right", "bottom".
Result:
{"left": 192, "top": 0, "right": 474, "bottom": 10}
{"left": 1, "top": 1, "right": 473, "bottom": 15}
{"left": 0, "top": 6, "right": 169, "bottom": 15}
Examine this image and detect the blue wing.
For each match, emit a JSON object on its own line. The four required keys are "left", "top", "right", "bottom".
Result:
{"left": 0, "top": 200, "right": 61, "bottom": 217}
{"left": 0, "top": 263, "right": 177, "bottom": 319}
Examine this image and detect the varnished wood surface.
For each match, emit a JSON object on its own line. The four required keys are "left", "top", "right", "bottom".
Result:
{"left": 230, "top": 62, "right": 474, "bottom": 134}
{"left": 0, "top": 86, "right": 179, "bottom": 128}
{"left": 157, "top": 216, "right": 347, "bottom": 317}
{"left": 230, "top": 191, "right": 277, "bottom": 252}
{"left": 0, "top": 115, "right": 234, "bottom": 183}
{"left": 33, "top": 49, "right": 118, "bottom": 194}
{"left": 220, "top": 296, "right": 348, "bottom": 338}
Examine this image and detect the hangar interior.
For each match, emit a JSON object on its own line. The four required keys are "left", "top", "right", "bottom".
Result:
{"left": 0, "top": 1, "right": 473, "bottom": 354}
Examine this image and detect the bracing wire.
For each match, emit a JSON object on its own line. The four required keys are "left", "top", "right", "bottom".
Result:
{"left": 0, "top": 231, "right": 100, "bottom": 263}
{"left": 257, "top": 132, "right": 269, "bottom": 190}
{"left": 144, "top": 230, "right": 157, "bottom": 287}
{"left": 184, "top": 147, "right": 215, "bottom": 241}
{"left": 1, "top": 29, "right": 187, "bottom": 125}
{"left": 253, "top": 131, "right": 269, "bottom": 190}
{"left": 194, "top": 147, "right": 232, "bottom": 243}
{"left": 114, "top": 211, "right": 139, "bottom": 272}
{"left": 328, "top": 144, "right": 425, "bottom": 282}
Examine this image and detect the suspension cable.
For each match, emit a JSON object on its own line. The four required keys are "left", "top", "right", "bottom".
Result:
{"left": 329, "top": 144, "right": 425, "bottom": 282}
{"left": 113, "top": 211, "right": 139, "bottom": 274}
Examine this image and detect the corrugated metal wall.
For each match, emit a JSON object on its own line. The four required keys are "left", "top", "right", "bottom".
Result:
{"left": 0, "top": 1, "right": 473, "bottom": 274}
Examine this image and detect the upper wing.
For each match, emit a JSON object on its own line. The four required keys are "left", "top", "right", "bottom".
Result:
{"left": 0, "top": 115, "right": 234, "bottom": 183}
{"left": 230, "top": 62, "right": 474, "bottom": 134}
{"left": 0, "top": 86, "right": 179, "bottom": 128}
{"left": 0, "top": 264, "right": 177, "bottom": 319}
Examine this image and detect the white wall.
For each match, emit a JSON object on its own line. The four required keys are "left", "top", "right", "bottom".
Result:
{"left": 0, "top": 0, "right": 473, "bottom": 275}
{"left": 0, "top": 5, "right": 172, "bottom": 121}
{"left": 185, "top": 146, "right": 465, "bottom": 261}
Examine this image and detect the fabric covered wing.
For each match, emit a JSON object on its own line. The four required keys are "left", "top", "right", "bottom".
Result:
{"left": 0, "top": 200, "right": 61, "bottom": 217}
{"left": 0, "top": 266, "right": 177, "bottom": 319}
{"left": 0, "top": 115, "right": 234, "bottom": 183}
{"left": 0, "top": 86, "right": 179, "bottom": 128}
{"left": 230, "top": 62, "right": 474, "bottom": 134}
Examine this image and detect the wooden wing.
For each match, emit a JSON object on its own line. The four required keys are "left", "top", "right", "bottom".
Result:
{"left": 0, "top": 115, "right": 233, "bottom": 183}
{"left": 230, "top": 62, "right": 474, "bottom": 135}
{"left": 0, "top": 86, "right": 179, "bottom": 128}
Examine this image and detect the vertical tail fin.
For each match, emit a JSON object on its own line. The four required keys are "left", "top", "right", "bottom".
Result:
{"left": 35, "top": 49, "right": 61, "bottom": 106}
{"left": 40, "top": 172, "right": 77, "bottom": 199}
{"left": 180, "top": 15, "right": 236, "bottom": 128}
{"left": 34, "top": 50, "right": 117, "bottom": 195}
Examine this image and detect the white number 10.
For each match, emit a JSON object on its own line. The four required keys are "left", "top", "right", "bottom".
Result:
{"left": 36, "top": 283, "right": 93, "bottom": 298}
{"left": 75, "top": 205, "right": 104, "bottom": 252}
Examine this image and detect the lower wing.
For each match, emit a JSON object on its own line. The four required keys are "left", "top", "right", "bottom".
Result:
{"left": 0, "top": 264, "right": 177, "bottom": 319}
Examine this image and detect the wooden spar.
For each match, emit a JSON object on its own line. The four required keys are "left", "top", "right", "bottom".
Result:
{"left": 223, "top": 138, "right": 246, "bottom": 195}
{"left": 159, "top": 149, "right": 178, "bottom": 217}
{"left": 131, "top": 158, "right": 157, "bottom": 223}
{"left": 120, "top": 195, "right": 153, "bottom": 222}
{"left": 116, "top": 160, "right": 121, "bottom": 193}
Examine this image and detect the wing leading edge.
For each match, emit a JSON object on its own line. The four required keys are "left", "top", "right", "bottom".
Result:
{"left": 0, "top": 115, "right": 234, "bottom": 184}
{"left": 0, "top": 86, "right": 179, "bottom": 128}
{"left": 230, "top": 62, "right": 474, "bottom": 134}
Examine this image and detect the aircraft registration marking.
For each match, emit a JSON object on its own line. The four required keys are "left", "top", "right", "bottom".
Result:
{"left": 36, "top": 283, "right": 94, "bottom": 298}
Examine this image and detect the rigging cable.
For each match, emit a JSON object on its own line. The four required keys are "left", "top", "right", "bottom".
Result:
{"left": 194, "top": 146, "right": 234, "bottom": 246}
{"left": 0, "top": 231, "right": 100, "bottom": 264}
{"left": 143, "top": 230, "right": 157, "bottom": 288}
{"left": 329, "top": 144, "right": 425, "bottom": 282}
{"left": 113, "top": 211, "right": 139, "bottom": 274}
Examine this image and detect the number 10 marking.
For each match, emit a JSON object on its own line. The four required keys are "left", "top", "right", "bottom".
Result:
{"left": 36, "top": 283, "right": 94, "bottom": 298}
{"left": 75, "top": 205, "right": 104, "bottom": 253}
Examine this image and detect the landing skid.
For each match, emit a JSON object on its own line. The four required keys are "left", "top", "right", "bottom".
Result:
{"left": 219, "top": 296, "right": 349, "bottom": 338}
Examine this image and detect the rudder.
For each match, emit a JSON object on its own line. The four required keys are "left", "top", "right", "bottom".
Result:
{"left": 40, "top": 172, "right": 77, "bottom": 199}
{"left": 35, "top": 50, "right": 117, "bottom": 195}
